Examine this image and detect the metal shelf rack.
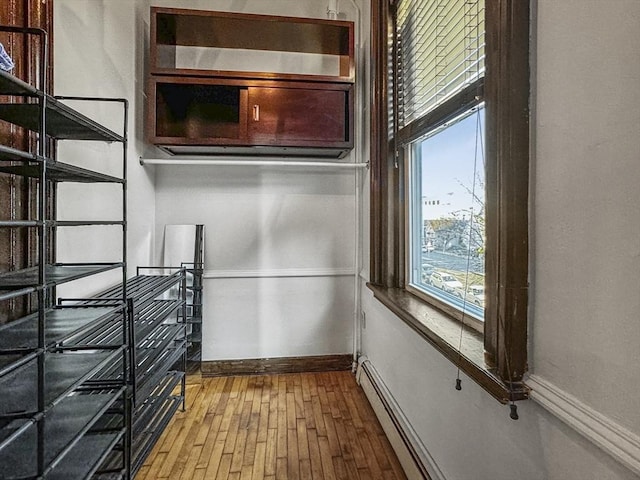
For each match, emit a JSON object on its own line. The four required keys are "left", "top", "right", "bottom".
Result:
{"left": 76, "top": 269, "right": 187, "bottom": 476}
{"left": 181, "top": 224, "right": 205, "bottom": 371}
{"left": 0, "top": 25, "right": 131, "bottom": 479}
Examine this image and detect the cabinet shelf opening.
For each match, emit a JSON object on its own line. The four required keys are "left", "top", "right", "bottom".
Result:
{"left": 155, "top": 83, "right": 246, "bottom": 140}
{"left": 153, "top": 9, "right": 353, "bottom": 80}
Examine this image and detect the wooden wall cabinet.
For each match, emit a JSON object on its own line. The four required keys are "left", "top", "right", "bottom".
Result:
{"left": 149, "top": 76, "right": 353, "bottom": 157}
{"left": 147, "top": 7, "right": 355, "bottom": 158}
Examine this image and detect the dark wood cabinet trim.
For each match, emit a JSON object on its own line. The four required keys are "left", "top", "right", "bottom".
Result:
{"left": 150, "top": 68, "right": 355, "bottom": 85}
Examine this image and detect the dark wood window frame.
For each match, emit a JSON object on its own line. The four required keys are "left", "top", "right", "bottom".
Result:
{"left": 368, "top": 0, "right": 530, "bottom": 403}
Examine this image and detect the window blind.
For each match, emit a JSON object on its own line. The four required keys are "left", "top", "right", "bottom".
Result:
{"left": 395, "top": 0, "right": 485, "bottom": 129}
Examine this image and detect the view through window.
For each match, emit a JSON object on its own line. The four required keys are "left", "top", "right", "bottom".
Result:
{"left": 408, "top": 107, "right": 485, "bottom": 327}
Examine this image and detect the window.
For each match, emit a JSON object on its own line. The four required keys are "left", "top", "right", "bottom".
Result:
{"left": 407, "top": 107, "right": 486, "bottom": 333}
{"left": 369, "top": 0, "right": 530, "bottom": 402}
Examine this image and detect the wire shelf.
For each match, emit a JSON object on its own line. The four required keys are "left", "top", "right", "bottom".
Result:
{"left": 0, "top": 349, "right": 124, "bottom": 417}
{"left": 0, "top": 391, "right": 124, "bottom": 478}
{"left": 0, "top": 305, "right": 122, "bottom": 352}
{"left": 0, "top": 70, "right": 39, "bottom": 96}
{"left": 46, "top": 430, "right": 124, "bottom": 480}
{"left": 0, "top": 263, "right": 124, "bottom": 290}
{"left": 132, "top": 396, "right": 182, "bottom": 474}
{"left": 0, "top": 88, "right": 123, "bottom": 142}
{"left": 132, "top": 372, "right": 183, "bottom": 436}
{"left": 0, "top": 162, "right": 123, "bottom": 183}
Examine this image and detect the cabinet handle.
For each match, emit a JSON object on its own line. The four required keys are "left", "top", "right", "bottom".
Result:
{"left": 253, "top": 104, "right": 260, "bottom": 122}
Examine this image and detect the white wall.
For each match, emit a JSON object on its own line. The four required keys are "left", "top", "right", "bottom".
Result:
{"left": 145, "top": 0, "right": 364, "bottom": 361}
{"left": 531, "top": 0, "right": 640, "bottom": 433}
{"left": 54, "top": 0, "right": 156, "bottom": 298}
{"left": 154, "top": 166, "right": 357, "bottom": 360}
{"left": 361, "top": 1, "right": 640, "bottom": 479}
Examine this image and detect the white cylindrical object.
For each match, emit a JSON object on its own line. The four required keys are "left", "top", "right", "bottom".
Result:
{"left": 140, "top": 158, "right": 368, "bottom": 169}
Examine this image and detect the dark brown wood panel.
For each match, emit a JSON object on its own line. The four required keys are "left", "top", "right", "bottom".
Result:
{"left": 151, "top": 7, "right": 354, "bottom": 80}
{"left": 483, "top": 0, "right": 530, "bottom": 385}
{"left": 248, "top": 86, "right": 348, "bottom": 145}
{"left": 369, "top": 0, "right": 391, "bottom": 287}
{"left": 202, "top": 355, "right": 353, "bottom": 377}
{"left": 165, "top": 13, "right": 349, "bottom": 54}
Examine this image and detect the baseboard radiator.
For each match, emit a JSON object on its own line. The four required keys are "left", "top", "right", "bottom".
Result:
{"left": 356, "top": 358, "right": 446, "bottom": 480}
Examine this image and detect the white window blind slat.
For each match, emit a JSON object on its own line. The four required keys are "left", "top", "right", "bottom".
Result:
{"left": 395, "top": 0, "right": 485, "bottom": 129}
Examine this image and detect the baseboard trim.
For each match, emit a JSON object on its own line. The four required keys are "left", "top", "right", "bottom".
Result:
{"left": 201, "top": 354, "right": 353, "bottom": 377}
{"left": 527, "top": 374, "right": 640, "bottom": 476}
{"left": 357, "top": 359, "right": 445, "bottom": 480}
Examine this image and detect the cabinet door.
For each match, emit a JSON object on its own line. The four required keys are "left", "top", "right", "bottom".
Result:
{"left": 247, "top": 86, "right": 349, "bottom": 146}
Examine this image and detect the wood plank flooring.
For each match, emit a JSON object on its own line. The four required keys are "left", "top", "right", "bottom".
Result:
{"left": 136, "top": 371, "right": 408, "bottom": 480}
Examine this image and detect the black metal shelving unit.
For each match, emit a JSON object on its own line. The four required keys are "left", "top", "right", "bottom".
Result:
{"left": 181, "top": 224, "right": 205, "bottom": 371}
{"left": 76, "top": 268, "right": 187, "bottom": 476}
{"left": 0, "top": 26, "right": 131, "bottom": 480}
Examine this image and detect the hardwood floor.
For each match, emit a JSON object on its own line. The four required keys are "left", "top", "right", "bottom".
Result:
{"left": 136, "top": 371, "right": 408, "bottom": 480}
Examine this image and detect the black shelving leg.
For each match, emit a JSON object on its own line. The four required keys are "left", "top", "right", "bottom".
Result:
{"left": 124, "top": 388, "right": 133, "bottom": 480}
{"left": 181, "top": 269, "right": 187, "bottom": 411}
{"left": 37, "top": 288, "right": 46, "bottom": 478}
{"left": 181, "top": 350, "right": 187, "bottom": 412}
{"left": 127, "top": 298, "right": 137, "bottom": 407}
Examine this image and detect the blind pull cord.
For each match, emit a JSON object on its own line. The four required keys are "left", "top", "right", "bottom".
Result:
{"left": 453, "top": 107, "right": 482, "bottom": 393}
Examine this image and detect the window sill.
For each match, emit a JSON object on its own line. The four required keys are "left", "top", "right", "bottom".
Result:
{"left": 367, "top": 283, "right": 529, "bottom": 404}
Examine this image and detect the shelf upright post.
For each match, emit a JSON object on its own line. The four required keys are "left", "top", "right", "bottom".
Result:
{"left": 180, "top": 267, "right": 187, "bottom": 411}
{"left": 120, "top": 98, "right": 131, "bottom": 479}
{"left": 121, "top": 99, "right": 128, "bottom": 295}
{"left": 122, "top": 97, "right": 130, "bottom": 480}
{"left": 125, "top": 297, "right": 136, "bottom": 480}
{"left": 193, "top": 225, "right": 204, "bottom": 366}
{"left": 127, "top": 298, "right": 137, "bottom": 407}
{"left": 35, "top": 27, "right": 49, "bottom": 480}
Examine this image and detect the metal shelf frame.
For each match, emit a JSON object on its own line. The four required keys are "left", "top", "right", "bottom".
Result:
{"left": 83, "top": 270, "right": 187, "bottom": 477}
{"left": 0, "top": 24, "right": 131, "bottom": 480}
{"left": 180, "top": 224, "right": 204, "bottom": 370}
{"left": 0, "top": 389, "right": 125, "bottom": 479}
